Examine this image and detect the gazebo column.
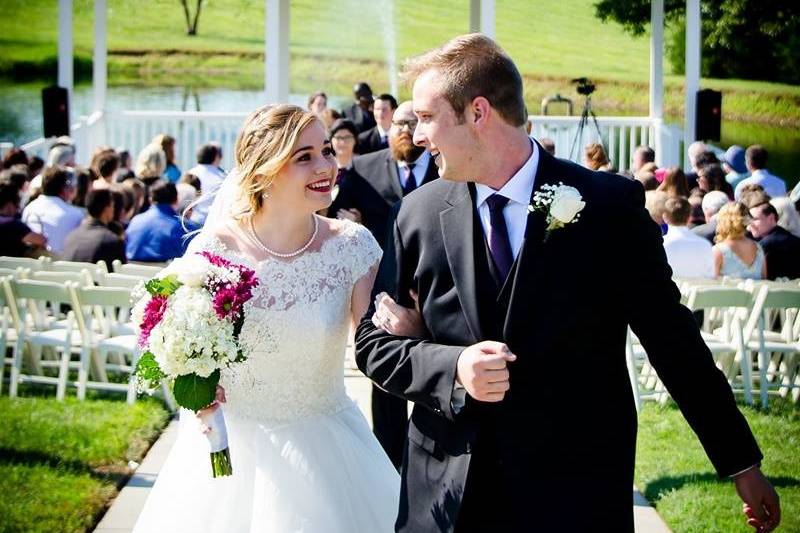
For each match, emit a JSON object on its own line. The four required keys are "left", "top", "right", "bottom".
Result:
{"left": 265, "top": 0, "right": 289, "bottom": 103}
{"left": 649, "top": 0, "right": 665, "bottom": 166}
{"left": 92, "top": 0, "right": 108, "bottom": 149}
{"left": 684, "top": 0, "right": 701, "bottom": 169}
{"left": 58, "top": 0, "right": 73, "bottom": 126}
{"left": 469, "top": 0, "right": 495, "bottom": 39}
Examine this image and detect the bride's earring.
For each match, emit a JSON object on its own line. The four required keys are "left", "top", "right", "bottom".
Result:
{"left": 261, "top": 183, "right": 273, "bottom": 201}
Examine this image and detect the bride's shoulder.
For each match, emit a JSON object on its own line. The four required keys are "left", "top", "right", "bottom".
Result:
{"left": 187, "top": 222, "right": 249, "bottom": 259}
{"left": 321, "top": 217, "right": 381, "bottom": 277}
{"left": 324, "top": 217, "right": 377, "bottom": 249}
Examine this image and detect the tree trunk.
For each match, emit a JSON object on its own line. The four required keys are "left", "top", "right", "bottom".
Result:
{"left": 190, "top": 0, "right": 203, "bottom": 35}
{"left": 180, "top": 0, "right": 193, "bottom": 35}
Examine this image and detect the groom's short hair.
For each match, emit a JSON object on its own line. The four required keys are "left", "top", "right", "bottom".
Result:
{"left": 402, "top": 33, "right": 526, "bottom": 128}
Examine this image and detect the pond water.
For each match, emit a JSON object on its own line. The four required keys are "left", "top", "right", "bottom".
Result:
{"left": 1, "top": 82, "right": 797, "bottom": 186}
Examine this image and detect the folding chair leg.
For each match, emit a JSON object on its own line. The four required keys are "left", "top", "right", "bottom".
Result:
{"left": 77, "top": 347, "right": 90, "bottom": 401}
{"left": 9, "top": 337, "right": 24, "bottom": 397}
{"left": 739, "top": 349, "right": 753, "bottom": 405}
{"left": 56, "top": 347, "right": 70, "bottom": 401}
{"left": 759, "top": 349, "right": 769, "bottom": 408}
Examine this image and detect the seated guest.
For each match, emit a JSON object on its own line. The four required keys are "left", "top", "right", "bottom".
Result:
{"left": 358, "top": 94, "right": 397, "bottom": 154}
{"left": 108, "top": 185, "right": 133, "bottom": 236}
{"left": 739, "top": 187, "right": 769, "bottom": 209}
{"left": 634, "top": 162, "right": 659, "bottom": 191}
{"left": 154, "top": 134, "right": 181, "bottom": 183}
{"left": 644, "top": 190, "right": 669, "bottom": 234}
{"left": 29, "top": 142, "right": 76, "bottom": 196}
{"left": 3, "top": 147, "right": 28, "bottom": 169}
{"left": 696, "top": 163, "right": 734, "bottom": 199}
{"left": 712, "top": 202, "right": 765, "bottom": 279}
{"left": 687, "top": 189, "right": 706, "bottom": 227}
{"left": 117, "top": 148, "right": 133, "bottom": 175}
{"left": 176, "top": 182, "right": 198, "bottom": 220}
{"left": 62, "top": 189, "right": 126, "bottom": 267}
{"left": 662, "top": 196, "right": 713, "bottom": 278}
{"left": 657, "top": 166, "right": 689, "bottom": 197}
{"left": 91, "top": 149, "right": 120, "bottom": 190}
{"left": 722, "top": 145, "right": 749, "bottom": 189}
{"left": 21, "top": 166, "right": 84, "bottom": 255}
{"left": 135, "top": 143, "right": 167, "bottom": 186}
{"left": 307, "top": 90, "right": 328, "bottom": 116}
{"left": 539, "top": 137, "right": 555, "bottom": 156}
{"left": 342, "top": 82, "right": 376, "bottom": 134}
{"left": 125, "top": 182, "right": 190, "bottom": 262}
{"left": 583, "top": 142, "right": 613, "bottom": 171}
{"left": 734, "top": 145, "right": 787, "bottom": 200}
{"left": 0, "top": 165, "right": 32, "bottom": 207}
{"left": 747, "top": 201, "right": 800, "bottom": 280}
{"left": 179, "top": 172, "right": 202, "bottom": 195}
{"left": 632, "top": 145, "right": 655, "bottom": 174}
{"left": 71, "top": 167, "right": 94, "bottom": 209}
{"left": 188, "top": 143, "right": 226, "bottom": 225}
{"left": 0, "top": 182, "right": 46, "bottom": 257}
{"left": 693, "top": 190, "right": 730, "bottom": 243}
{"left": 771, "top": 196, "right": 800, "bottom": 238}
{"left": 122, "top": 178, "right": 147, "bottom": 216}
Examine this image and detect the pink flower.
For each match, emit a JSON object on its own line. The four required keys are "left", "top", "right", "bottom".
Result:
{"left": 138, "top": 295, "right": 169, "bottom": 347}
{"left": 212, "top": 287, "right": 241, "bottom": 320}
{"left": 199, "top": 251, "right": 232, "bottom": 269}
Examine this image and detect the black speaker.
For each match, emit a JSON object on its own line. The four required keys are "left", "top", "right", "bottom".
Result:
{"left": 42, "top": 86, "right": 70, "bottom": 138}
{"left": 695, "top": 89, "right": 721, "bottom": 142}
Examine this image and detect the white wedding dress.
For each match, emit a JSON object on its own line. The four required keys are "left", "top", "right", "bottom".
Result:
{"left": 133, "top": 219, "right": 400, "bottom": 533}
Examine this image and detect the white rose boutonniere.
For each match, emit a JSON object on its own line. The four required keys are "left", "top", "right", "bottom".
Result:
{"left": 528, "top": 182, "right": 586, "bottom": 240}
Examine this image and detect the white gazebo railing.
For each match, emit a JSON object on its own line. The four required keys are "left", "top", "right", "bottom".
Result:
{"left": 19, "top": 111, "right": 684, "bottom": 174}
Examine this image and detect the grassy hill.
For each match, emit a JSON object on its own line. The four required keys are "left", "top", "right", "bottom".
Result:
{"left": 1, "top": 0, "right": 798, "bottom": 126}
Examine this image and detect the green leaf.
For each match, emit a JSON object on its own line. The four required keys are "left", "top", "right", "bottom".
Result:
{"left": 145, "top": 275, "right": 181, "bottom": 297}
{"left": 134, "top": 351, "right": 166, "bottom": 391}
{"left": 172, "top": 370, "right": 220, "bottom": 412}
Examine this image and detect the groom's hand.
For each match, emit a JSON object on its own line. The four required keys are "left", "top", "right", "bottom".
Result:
{"left": 734, "top": 467, "right": 780, "bottom": 532}
{"left": 456, "top": 341, "right": 516, "bottom": 402}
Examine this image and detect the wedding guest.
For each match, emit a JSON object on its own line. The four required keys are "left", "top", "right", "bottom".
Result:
{"left": 178, "top": 172, "right": 202, "bottom": 194}
{"left": 176, "top": 182, "right": 198, "bottom": 220}
{"left": 188, "top": 143, "right": 226, "bottom": 225}
{"left": 747, "top": 201, "right": 800, "bottom": 280}
{"left": 697, "top": 163, "right": 734, "bottom": 199}
{"left": 712, "top": 202, "right": 765, "bottom": 279}
{"left": 688, "top": 189, "right": 706, "bottom": 227}
{"left": 108, "top": 184, "right": 133, "bottom": 236}
{"left": 2, "top": 147, "right": 28, "bottom": 169}
{"left": 645, "top": 190, "right": 669, "bottom": 233}
{"left": 657, "top": 166, "right": 689, "bottom": 197}
{"left": 685, "top": 141, "right": 708, "bottom": 189}
{"left": 319, "top": 108, "right": 341, "bottom": 130}
{"left": 771, "top": 196, "right": 800, "bottom": 238}
{"left": 358, "top": 94, "right": 397, "bottom": 154}
{"left": 583, "top": 142, "right": 613, "bottom": 171}
{"left": 634, "top": 162, "right": 659, "bottom": 191}
{"left": 733, "top": 145, "right": 788, "bottom": 201}
{"left": 693, "top": 190, "right": 730, "bottom": 243}
{"left": 342, "top": 82, "right": 376, "bottom": 134}
{"left": 121, "top": 178, "right": 147, "bottom": 216}
{"left": 662, "top": 196, "right": 714, "bottom": 278}
{"left": 62, "top": 189, "right": 126, "bottom": 267}
{"left": 722, "top": 145, "right": 749, "bottom": 189}
{"left": 71, "top": 167, "right": 94, "bottom": 209}
{"left": 125, "top": 181, "right": 189, "bottom": 262}
{"left": 154, "top": 134, "right": 181, "bottom": 183}
{"left": 539, "top": 137, "right": 555, "bottom": 156}
{"left": 21, "top": 166, "right": 84, "bottom": 255}
{"left": 117, "top": 149, "right": 132, "bottom": 175}
{"left": 632, "top": 145, "right": 655, "bottom": 174}
{"left": 0, "top": 182, "right": 46, "bottom": 257}
{"left": 29, "top": 142, "right": 76, "bottom": 196}
{"left": 27, "top": 156, "right": 44, "bottom": 180}
{"left": 135, "top": 143, "right": 167, "bottom": 186}
{"left": 0, "top": 165, "right": 32, "bottom": 206}
{"left": 90, "top": 150, "right": 120, "bottom": 190}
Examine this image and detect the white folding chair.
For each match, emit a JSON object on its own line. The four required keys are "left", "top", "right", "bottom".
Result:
{"left": 0, "top": 276, "right": 24, "bottom": 396}
{"left": 8, "top": 279, "right": 80, "bottom": 400}
{"left": 32, "top": 270, "right": 94, "bottom": 287}
{"left": 50, "top": 260, "right": 109, "bottom": 284}
{"left": 0, "top": 256, "right": 50, "bottom": 272}
{"left": 97, "top": 271, "right": 147, "bottom": 289}
{"left": 112, "top": 260, "right": 162, "bottom": 278}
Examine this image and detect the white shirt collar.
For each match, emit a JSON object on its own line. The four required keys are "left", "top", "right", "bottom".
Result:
{"left": 377, "top": 125, "right": 389, "bottom": 139}
{"left": 666, "top": 225, "right": 693, "bottom": 236}
{"left": 475, "top": 140, "right": 539, "bottom": 208}
{"left": 397, "top": 150, "right": 430, "bottom": 170}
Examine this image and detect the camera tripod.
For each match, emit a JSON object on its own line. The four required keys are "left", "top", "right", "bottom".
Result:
{"left": 568, "top": 94, "right": 606, "bottom": 162}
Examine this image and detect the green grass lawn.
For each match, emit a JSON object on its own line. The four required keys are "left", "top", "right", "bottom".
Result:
{"left": 3, "top": 0, "right": 798, "bottom": 126}
{"left": 0, "top": 393, "right": 169, "bottom": 533}
{"left": 636, "top": 399, "right": 799, "bottom": 533}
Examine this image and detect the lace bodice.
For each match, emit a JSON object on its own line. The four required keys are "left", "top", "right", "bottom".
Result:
{"left": 719, "top": 242, "right": 764, "bottom": 279}
{"left": 189, "top": 219, "right": 381, "bottom": 424}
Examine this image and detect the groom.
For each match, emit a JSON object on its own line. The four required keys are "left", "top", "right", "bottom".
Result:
{"left": 355, "top": 34, "right": 780, "bottom": 532}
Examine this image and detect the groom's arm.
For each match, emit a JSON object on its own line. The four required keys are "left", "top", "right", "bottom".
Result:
{"left": 355, "top": 207, "right": 464, "bottom": 422}
{"left": 620, "top": 180, "right": 763, "bottom": 477}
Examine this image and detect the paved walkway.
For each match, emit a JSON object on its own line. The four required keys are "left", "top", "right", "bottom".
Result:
{"left": 95, "top": 374, "right": 671, "bottom": 532}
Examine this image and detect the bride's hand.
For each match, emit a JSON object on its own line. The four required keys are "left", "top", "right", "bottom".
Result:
{"left": 371, "top": 290, "right": 425, "bottom": 337}
{"left": 196, "top": 385, "right": 227, "bottom": 434}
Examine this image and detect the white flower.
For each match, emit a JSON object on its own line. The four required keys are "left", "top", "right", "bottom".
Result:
{"left": 169, "top": 254, "right": 209, "bottom": 287}
{"left": 549, "top": 185, "right": 585, "bottom": 224}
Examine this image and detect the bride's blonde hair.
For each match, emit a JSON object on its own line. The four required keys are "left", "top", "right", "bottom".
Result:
{"left": 232, "top": 104, "right": 322, "bottom": 217}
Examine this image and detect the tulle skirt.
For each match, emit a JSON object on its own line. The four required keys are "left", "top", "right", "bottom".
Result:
{"left": 133, "top": 400, "right": 400, "bottom": 533}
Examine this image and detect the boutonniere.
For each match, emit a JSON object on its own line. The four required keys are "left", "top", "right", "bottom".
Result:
{"left": 528, "top": 182, "right": 586, "bottom": 240}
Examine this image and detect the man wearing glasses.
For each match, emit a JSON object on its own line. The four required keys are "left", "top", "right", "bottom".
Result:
{"left": 329, "top": 100, "right": 438, "bottom": 468}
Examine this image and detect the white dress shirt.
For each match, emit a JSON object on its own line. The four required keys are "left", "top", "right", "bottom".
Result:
{"left": 733, "top": 169, "right": 787, "bottom": 200}
{"left": 188, "top": 164, "right": 227, "bottom": 224}
{"left": 474, "top": 141, "right": 539, "bottom": 259}
{"left": 662, "top": 225, "right": 714, "bottom": 278}
{"left": 397, "top": 151, "right": 431, "bottom": 189}
{"left": 21, "top": 194, "right": 85, "bottom": 254}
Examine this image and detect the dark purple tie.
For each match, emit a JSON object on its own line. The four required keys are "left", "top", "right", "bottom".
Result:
{"left": 402, "top": 163, "right": 417, "bottom": 196}
{"left": 485, "top": 194, "right": 513, "bottom": 281}
{"left": 335, "top": 167, "right": 346, "bottom": 186}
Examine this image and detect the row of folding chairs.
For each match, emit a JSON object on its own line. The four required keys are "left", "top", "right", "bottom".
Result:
{"left": 0, "top": 275, "right": 172, "bottom": 407}
{"left": 627, "top": 277, "right": 800, "bottom": 410}
{"left": 0, "top": 256, "right": 164, "bottom": 282}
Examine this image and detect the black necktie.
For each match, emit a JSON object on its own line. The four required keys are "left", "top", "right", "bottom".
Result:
{"left": 402, "top": 164, "right": 417, "bottom": 196}
{"left": 485, "top": 194, "right": 513, "bottom": 281}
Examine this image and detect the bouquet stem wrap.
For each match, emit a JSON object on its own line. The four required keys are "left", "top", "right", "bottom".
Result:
{"left": 199, "top": 407, "right": 232, "bottom": 477}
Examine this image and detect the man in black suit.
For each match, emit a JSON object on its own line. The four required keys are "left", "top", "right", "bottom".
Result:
{"left": 748, "top": 201, "right": 800, "bottom": 280}
{"left": 355, "top": 34, "right": 780, "bottom": 533}
{"left": 342, "top": 82, "right": 377, "bottom": 134}
{"left": 331, "top": 100, "right": 438, "bottom": 469}
{"left": 62, "top": 188, "right": 126, "bottom": 267}
{"left": 358, "top": 94, "right": 397, "bottom": 155}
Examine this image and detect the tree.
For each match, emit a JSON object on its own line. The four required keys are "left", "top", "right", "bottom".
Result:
{"left": 180, "top": 0, "right": 203, "bottom": 36}
{"left": 593, "top": 0, "right": 800, "bottom": 84}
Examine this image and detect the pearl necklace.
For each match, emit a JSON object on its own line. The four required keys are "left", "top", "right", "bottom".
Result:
{"left": 248, "top": 215, "right": 319, "bottom": 258}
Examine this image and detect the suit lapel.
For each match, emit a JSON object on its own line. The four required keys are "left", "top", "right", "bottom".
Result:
{"left": 440, "top": 182, "right": 484, "bottom": 342}
{"left": 385, "top": 154, "right": 404, "bottom": 201}
{"left": 502, "top": 146, "right": 561, "bottom": 341}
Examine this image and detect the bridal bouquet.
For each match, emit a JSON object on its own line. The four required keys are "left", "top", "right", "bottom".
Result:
{"left": 132, "top": 252, "right": 259, "bottom": 477}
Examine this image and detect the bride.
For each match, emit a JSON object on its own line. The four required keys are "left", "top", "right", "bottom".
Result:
{"left": 133, "top": 104, "right": 401, "bottom": 532}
